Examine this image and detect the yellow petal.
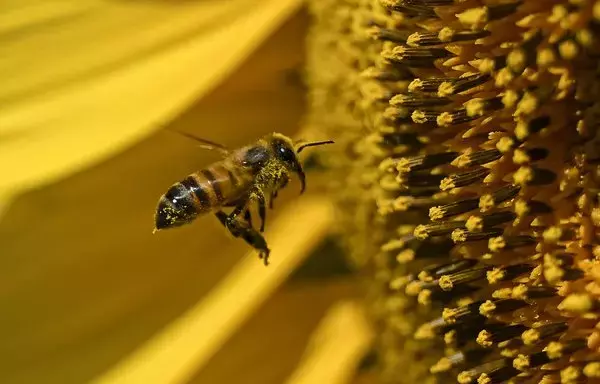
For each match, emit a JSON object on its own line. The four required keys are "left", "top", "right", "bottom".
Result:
{"left": 0, "top": 0, "right": 302, "bottom": 204}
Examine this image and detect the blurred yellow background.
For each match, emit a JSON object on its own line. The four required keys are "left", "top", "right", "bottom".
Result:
{"left": 0, "top": 2, "right": 372, "bottom": 384}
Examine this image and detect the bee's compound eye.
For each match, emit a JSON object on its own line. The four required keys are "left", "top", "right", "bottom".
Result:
{"left": 276, "top": 144, "right": 296, "bottom": 163}
{"left": 280, "top": 147, "right": 292, "bottom": 159}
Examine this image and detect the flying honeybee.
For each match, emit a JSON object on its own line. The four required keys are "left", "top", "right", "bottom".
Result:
{"left": 154, "top": 132, "right": 334, "bottom": 265}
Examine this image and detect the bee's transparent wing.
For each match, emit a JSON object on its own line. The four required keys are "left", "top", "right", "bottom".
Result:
{"left": 172, "top": 131, "right": 230, "bottom": 156}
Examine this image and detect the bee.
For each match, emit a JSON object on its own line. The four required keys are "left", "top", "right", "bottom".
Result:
{"left": 154, "top": 132, "right": 334, "bottom": 265}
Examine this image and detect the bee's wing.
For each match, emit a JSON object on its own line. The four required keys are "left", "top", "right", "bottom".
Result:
{"left": 173, "top": 131, "right": 230, "bottom": 156}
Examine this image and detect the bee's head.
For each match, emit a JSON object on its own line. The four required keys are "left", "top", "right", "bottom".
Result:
{"left": 269, "top": 133, "right": 334, "bottom": 194}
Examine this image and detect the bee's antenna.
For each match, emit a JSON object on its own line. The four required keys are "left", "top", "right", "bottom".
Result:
{"left": 296, "top": 140, "right": 335, "bottom": 153}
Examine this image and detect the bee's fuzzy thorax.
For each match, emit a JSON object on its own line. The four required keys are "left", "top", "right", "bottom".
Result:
{"left": 306, "top": 0, "right": 600, "bottom": 383}
{"left": 269, "top": 132, "right": 295, "bottom": 146}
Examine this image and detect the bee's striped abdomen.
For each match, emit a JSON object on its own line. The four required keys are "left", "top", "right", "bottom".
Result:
{"left": 202, "top": 162, "right": 251, "bottom": 205}
{"left": 180, "top": 174, "right": 213, "bottom": 209}
{"left": 154, "top": 174, "right": 210, "bottom": 230}
{"left": 154, "top": 161, "right": 247, "bottom": 230}
{"left": 199, "top": 168, "right": 224, "bottom": 204}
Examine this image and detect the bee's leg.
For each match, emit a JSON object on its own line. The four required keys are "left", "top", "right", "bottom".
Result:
{"left": 218, "top": 209, "right": 271, "bottom": 265}
{"left": 269, "top": 191, "right": 277, "bottom": 209}
{"left": 215, "top": 210, "right": 240, "bottom": 236}
{"left": 236, "top": 188, "right": 266, "bottom": 233}
{"left": 244, "top": 209, "right": 253, "bottom": 229}
{"left": 227, "top": 203, "right": 245, "bottom": 226}
{"left": 215, "top": 210, "right": 228, "bottom": 226}
{"left": 239, "top": 227, "right": 271, "bottom": 265}
{"left": 256, "top": 192, "right": 266, "bottom": 233}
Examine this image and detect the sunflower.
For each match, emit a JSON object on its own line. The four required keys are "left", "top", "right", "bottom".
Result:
{"left": 305, "top": 1, "right": 600, "bottom": 383}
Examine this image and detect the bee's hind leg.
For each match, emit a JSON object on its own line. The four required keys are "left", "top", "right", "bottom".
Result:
{"left": 215, "top": 210, "right": 237, "bottom": 234}
{"left": 240, "top": 227, "right": 270, "bottom": 266}
{"left": 244, "top": 209, "right": 253, "bottom": 229}
{"left": 216, "top": 210, "right": 271, "bottom": 265}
